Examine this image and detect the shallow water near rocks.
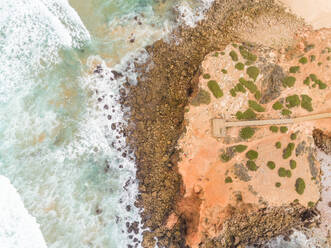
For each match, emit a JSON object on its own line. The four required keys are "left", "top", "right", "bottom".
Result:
{"left": 0, "top": 0, "right": 212, "bottom": 247}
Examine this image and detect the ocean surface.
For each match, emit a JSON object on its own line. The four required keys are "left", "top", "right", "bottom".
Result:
{"left": 0, "top": 0, "right": 212, "bottom": 247}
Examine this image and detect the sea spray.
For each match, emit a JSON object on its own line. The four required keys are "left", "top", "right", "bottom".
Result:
{"left": 0, "top": 0, "right": 216, "bottom": 247}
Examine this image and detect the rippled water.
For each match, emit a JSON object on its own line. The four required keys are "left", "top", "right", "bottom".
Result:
{"left": 0, "top": 0, "right": 212, "bottom": 247}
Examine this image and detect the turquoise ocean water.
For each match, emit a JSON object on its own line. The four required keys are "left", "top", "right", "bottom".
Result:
{"left": 0, "top": 0, "right": 212, "bottom": 247}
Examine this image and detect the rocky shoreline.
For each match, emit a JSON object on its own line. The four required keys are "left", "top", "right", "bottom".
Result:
{"left": 121, "top": 0, "right": 328, "bottom": 247}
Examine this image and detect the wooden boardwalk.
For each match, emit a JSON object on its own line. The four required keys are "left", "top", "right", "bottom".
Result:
{"left": 212, "top": 112, "right": 331, "bottom": 137}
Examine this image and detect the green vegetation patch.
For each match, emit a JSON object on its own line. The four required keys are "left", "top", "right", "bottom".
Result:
{"left": 269, "top": 126, "right": 278, "bottom": 133}
{"left": 239, "top": 127, "right": 255, "bottom": 140}
{"left": 246, "top": 160, "right": 258, "bottom": 171}
{"left": 275, "top": 141, "right": 281, "bottom": 149}
{"left": 225, "top": 176, "right": 233, "bottom": 183}
{"left": 290, "top": 133, "right": 297, "bottom": 140}
{"left": 220, "top": 153, "right": 231, "bottom": 162}
{"left": 229, "top": 50, "right": 238, "bottom": 61}
{"left": 304, "top": 44, "right": 315, "bottom": 52}
{"left": 272, "top": 101, "right": 283, "bottom": 110}
{"left": 239, "top": 78, "right": 257, "bottom": 93}
{"left": 235, "top": 62, "right": 245, "bottom": 70}
{"left": 301, "top": 94, "right": 313, "bottom": 112}
{"left": 281, "top": 109, "right": 292, "bottom": 116}
{"left": 207, "top": 80, "right": 223, "bottom": 98}
{"left": 246, "top": 66, "right": 259, "bottom": 81}
{"left": 289, "top": 66, "right": 300, "bottom": 73}
{"left": 246, "top": 150, "right": 258, "bottom": 160}
{"left": 299, "top": 57, "right": 308, "bottom": 64}
{"left": 235, "top": 145, "right": 248, "bottom": 153}
{"left": 295, "top": 178, "right": 306, "bottom": 195}
{"left": 280, "top": 126, "right": 288, "bottom": 133}
{"left": 283, "top": 142, "right": 295, "bottom": 159}
{"left": 248, "top": 100, "right": 265, "bottom": 112}
{"left": 230, "top": 89, "right": 236, "bottom": 97}
{"left": 303, "top": 77, "right": 310, "bottom": 86}
{"left": 232, "top": 44, "right": 238, "bottom": 48}
{"left": 254, "top": 90, "right": 261, "bottom": 100}
{"left": 203, "top": 73, "right": 211, "bottom": 79}
{"left": 239, "top": 46, "right": 257, "bottom": 62}
{"left": 278, "top": 167, "right": 291, "bottom": 177}
{"left": 283, "top": 76, "right": 296, "bottom": 87}
{"left": 236, "top": 108, "right": 256, "bottom": 120}
{"left": 310, "top": 55, "right": 316, "bottom": 62}
{"left": 234, "top": 83, "right": 246, "bottom": 93}
{"left": 213, "top": 52, "right": 219, "bottom": 57}
{"left": 191, "top": 89, "right": 211, "bottom": 106}
{"left": 267, "top": 161, "right": 276, "bottom": 170}
{"left": 309, "top": 74, "right": 318, "bottom": 82}
{"left": 290, "top": 160, "right": 297, "bottom": 169}
{"left": 221, "top": 69, "right": 227, "bottom": 74}
{"left": 286, "top": 95, "right": 300, "bottom": 108}
{"left": 275, "top": 182, "right": 281, "bottom": 188}
{"left": 308, "top": 201, "right": 315, "bottom": 208}
{"left": 316, "top": 80, "right": 327, "bottom": 89}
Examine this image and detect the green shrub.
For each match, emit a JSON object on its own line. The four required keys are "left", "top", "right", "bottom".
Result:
{"left": 318, "top": 62, "right": 322, "bottom": 66}
{"left": 240, "top": 127, "right": 255, "bottom": 139}
{"left": 221, "top": 52, "right": 225, "bottom": 55}
{"left": 254, "top": 90, "right": 261, "bottom": 100}
{"left": 246, "top": 150, "right": 258, "bottom": 160}
{"left": 207, "top": 80, "right": 223, "bottom": 98}
{"left": 235, "top": 145, "right": 247, "bottom": 153}
{"left": 269, "top": 126, "right": 278, "bottom": 133}
{"left": 283, "top": 76, "right": 296, "bottom": 87}
{"left": 246, "top": 160, "right": 258, "bottom": 171}
{"left": 290, "top": 160, "right": 297, "bottom": 169}
{"left": 308, "top": 201, "right": 314, "bottom": 208}
{"left": 230, "top": 89, "right": 236, "bottom": 97}
{"left": 289, "top": 66, "right": 300, "bottom": 73}
{"left": 203, "top": 73, "right": 211, "bottom": 79}
{"left": 283, "top": 143, "right": 295, "bottom": 159}
{"left": 278, "top": 167, "right": 287, "bottom": 177}
{"left": 234, "top": 83, "right": 246, "bottom": 93}
{"left": 225, "top": 176, "right": 233, "bottom": 183}
{"left": 281, "top": 109, "right": 292, "bottom": 116}
{"left": 299, "top": 57, "right": 308, "bottom": 64}
{"left": 246, "top": 66, "right": 259, "bottom": 81}
{"left": 267, "top": 161, "right": 276, "bottom": 170}
{"left": 220, "top": 153, "right": 231, "bottom": 162}
{"left": 230, "top": 51, "right": 238, "bottom": 61}
{"left": 232, "top": 43, "right": 238, "bottom": 48}
{"left": 310, "top": 55, "right": 316, "bottom": 62}
{"left": 309, "top": 74, "right": 318, "bottom": 82}
{"left": 290, "top": 133, "right": 297, "bottom": 140}
{"left": 239, "top": 46, "right": 257, "bottom": 62}
{"left": 221, "top": 69, "right": 228, "bottom": 74}
{"left": 248, "top": 100, "right": 265, "bottom": 112}
{"left": 280, "top": 126, "right": 288, "bottom": 133}
{"left": 295, "top": 178, "right": 305, "bottom": 195}
{"left": 275, "top": 182, "right": 281, "bottom": 188}
{"left": 286, "top": 95, "right": 300, "bottom": 108}
{"left": 272, "top": 101, "right": 283, "bottom": 110}
{"left": 237, "top": 109, "right": 256, "bottom": 120}
{"left": 213, "top": 52, "right": 219, "bottom": 57}
{"left": 239, "top": 78, "right": 258, "bottom": 93}
{"left": 191, "top": 89, "right": 211, "bottom": 106}
{"left": 275, "top": 141, "right": 281, "bottom": 149}
{"left": 303, "top": 77, "right": 310, "bottom": 86}
{"left": 317, "top": 80, "right": 327, "bottom": 89}
{"left": 301, "top": 94, "right": 313, "bottom": 112}
{"left": 286, "top": 170, "right": 292, "bottom": 177}
{"left": 235, "top": 62, "right": 245, "bottom": 70}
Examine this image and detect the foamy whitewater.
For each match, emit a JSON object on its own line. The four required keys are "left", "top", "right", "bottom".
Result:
{"left": 0, "top": 0, "right": 212, "bottom": 247}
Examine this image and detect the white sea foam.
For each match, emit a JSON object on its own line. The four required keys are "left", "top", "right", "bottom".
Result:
{"left": 177, "top": 0, "right": 214, "bottom": 27}
{"left": 0, "top": 175, "right": 47, "bottom": 248}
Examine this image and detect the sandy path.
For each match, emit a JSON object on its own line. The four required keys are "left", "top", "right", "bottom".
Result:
{"left": 278, "top": 0, "right": 331, "bottom": 29}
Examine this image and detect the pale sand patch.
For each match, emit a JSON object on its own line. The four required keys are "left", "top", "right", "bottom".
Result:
{"left": 278, "top": 0, "right": 331, "bottom": 29}
{"left": 174, "top": 29, "right": 331, "bottom": 247}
